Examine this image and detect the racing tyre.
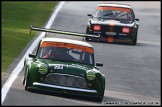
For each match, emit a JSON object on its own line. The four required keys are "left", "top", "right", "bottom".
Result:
{"left": 132, "top": 31, "right": 137, "bottom": 45}
{"left": 96, "top": 95, "right": 104, "bottom": 102}
{"left": 85, "top": 27, "right": 90, "bottom": 41}
{"left": 96, "top": 78, "right": 105, "bottom": 102}
{"left": 85, "top": 37, "right": 90, "bottom": 41}
{"left": 24, "top": 69, "right": 30, "bottom": 91}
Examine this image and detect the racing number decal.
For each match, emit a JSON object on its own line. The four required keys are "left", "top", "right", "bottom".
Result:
{"left": 53, "top": 64, "right": 64, "bottom": 70}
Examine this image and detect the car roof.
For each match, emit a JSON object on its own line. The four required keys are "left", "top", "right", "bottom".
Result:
{"left": 41, "top": 37, "right": 93, "bottom": 48}
{"left": 97, "top": 3, "right": 132, "bottom": 9}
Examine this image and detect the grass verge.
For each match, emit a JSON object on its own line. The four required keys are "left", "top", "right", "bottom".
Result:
{"left": 2, "top": 1, "right": 58, "bottom": 75}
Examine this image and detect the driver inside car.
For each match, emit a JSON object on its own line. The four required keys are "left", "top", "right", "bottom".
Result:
{"left": 43, "top": 48, "right": 62, "bottom": 58}
{"left": 43, "top": 50, "right": 53, "bottom": 58}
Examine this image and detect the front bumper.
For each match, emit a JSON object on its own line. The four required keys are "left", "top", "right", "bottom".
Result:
{"left": 30, "top": 82, "right": 103, "bottom": 98}
{"left": 33, "top": 82, "right": 97, "bottom": 93}
{"left": 87, "top": 31, "right": 133, "bottom": 44}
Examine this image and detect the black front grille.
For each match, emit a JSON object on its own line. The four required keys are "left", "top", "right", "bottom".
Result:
{"left": 92, "top": 24, "right": 132, "bottom": 39}
{"left": 92, "top": 25, "right": 123, "bottom": 37}
{"left": 101, "top": 25, "right": 122, "bottom": 33}
{"left": 43, "top": 73, "right": 87, "bottom": 88}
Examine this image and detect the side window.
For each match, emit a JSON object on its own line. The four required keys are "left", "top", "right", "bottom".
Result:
{"left": 81, "top": 52, "right": 85, "bottom": 61}
{"left": 80, "top": 52, "right": 93, "bottom": 65}
{"left": 89, "top": 54, "right": 93, "bottom": 64}
{"left": 127, "top": 13, "right": 133, "bottom": 21}
{"left": 38, "top": 47, "right": 53, "bottom": 58}
{"left": 38, "top": 48, "right": 47, "bottom": 58}
{"left": 33, "top": 43, "right": 40, "bottom": 55}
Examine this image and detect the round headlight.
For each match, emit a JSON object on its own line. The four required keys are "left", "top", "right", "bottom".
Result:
{"left": 86, "top": 70, "right": 96, "bottom": 80}
{"left": 38, "top": 64, "right": 48, "bottom": 74}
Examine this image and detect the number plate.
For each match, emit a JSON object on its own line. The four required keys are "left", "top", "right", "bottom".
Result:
{"left": 106, "top": 32, "right": 116, "bottom": 35}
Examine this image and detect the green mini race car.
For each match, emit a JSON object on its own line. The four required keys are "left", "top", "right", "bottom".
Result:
{"left": 22, "top": 26, "right": 105, "bottom": 101}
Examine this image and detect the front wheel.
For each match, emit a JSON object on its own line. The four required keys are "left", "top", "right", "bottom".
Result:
{"left": 85, "top": 27, "right": 91, "bottom": 41}
{"left": 96, "top": 76, "right": 105, "bottom": 102}
{"left": 24, "top": 69, "right": 30, "bottom": 91}
{"left": 96, "top": 95, "right": 104, "bottom": 102}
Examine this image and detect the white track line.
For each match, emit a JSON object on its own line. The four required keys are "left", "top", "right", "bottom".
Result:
{"left": 1, "top": 1, "right": 65, "bottom": 104}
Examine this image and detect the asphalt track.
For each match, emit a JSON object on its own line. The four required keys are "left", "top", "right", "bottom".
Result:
{"left": 2, "top": 1, "right": 161, "bottom": 106}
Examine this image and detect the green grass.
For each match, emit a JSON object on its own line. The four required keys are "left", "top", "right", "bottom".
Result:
{"left": 2, "top": 1, "right": 58, "bottom": 76}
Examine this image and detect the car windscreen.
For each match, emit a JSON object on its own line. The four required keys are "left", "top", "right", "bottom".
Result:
{"left": 38, "top": 42, "right": 94, "bottom": 65}
{"left": 93, "top": 6, "right": 134, "bottom": 23}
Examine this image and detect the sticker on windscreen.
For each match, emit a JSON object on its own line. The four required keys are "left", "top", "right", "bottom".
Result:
{"left": 41, "top": 42, "right": 94, "bottom": 53}
{"left": 97, "top": 6, "right": 131, "bottom": 13}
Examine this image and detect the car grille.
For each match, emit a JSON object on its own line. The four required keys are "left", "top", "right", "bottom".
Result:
{"left": 101, "top": 25, "right": 122, "bottom": 33}
{"left": 43, "top": 73, "right": 87, "bottom": 88}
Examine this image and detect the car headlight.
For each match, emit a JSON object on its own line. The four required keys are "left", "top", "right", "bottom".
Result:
{"left": 86, "top": 70, "right": 96, "bottom": 80}
{"left": 38, "top": 64, "right": 48, "bottom": 74}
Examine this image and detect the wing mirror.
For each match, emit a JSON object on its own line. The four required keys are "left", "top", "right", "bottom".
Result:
{"left": 87, "top": 14, "right": 92, "bottom": 17}
{"left": 96, "top": 62, "right": 103, "bottom": 67}
{"left": 29, "top": 54, "right": 36, "bottom": 58}
{"left": 135, "top": 18, "right": 139, "bottom": 21}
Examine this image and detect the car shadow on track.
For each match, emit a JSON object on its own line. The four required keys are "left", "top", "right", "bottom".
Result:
{"left": 29, "top": 89, "right": 101, "bottom": 102}
{"left": 28, "top": 89, "right": 129, "bottom": 104}
{"left": 86, "top": 40, "right": 136, "bottom": 46}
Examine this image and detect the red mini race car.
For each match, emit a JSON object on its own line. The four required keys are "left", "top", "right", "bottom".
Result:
{"left": 86, "top": 3, "right": 139, "bottom": 45}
